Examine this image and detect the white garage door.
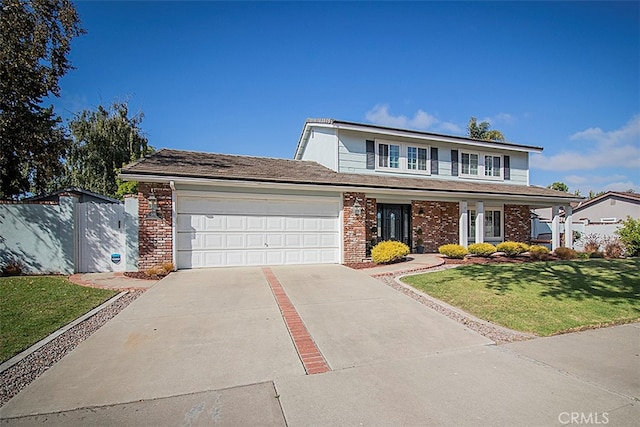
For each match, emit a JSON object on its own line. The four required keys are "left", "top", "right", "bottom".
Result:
{"left": 176, "top": 194, "right": 340, "bottom": 268}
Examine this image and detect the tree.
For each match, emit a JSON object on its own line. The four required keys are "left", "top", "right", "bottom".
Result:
{"left": 65, "top": 102, "right": 152, "bottom": 198}
{"left": 467, "top": 117, "right": 505, "bottom": 142}
{"left": 0, "top": 0, "right": 84, "bottom": 198}
{"left": 547, "top": 182, "right": 569, "bottom": 192}
{"left": 615, "top": 216, "right": 640, "bottom": 257}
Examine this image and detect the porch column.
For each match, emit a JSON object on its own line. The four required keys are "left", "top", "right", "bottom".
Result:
{"left": 564, "top": 205, "right": 573, "bottom": 249}
{"left": 459, "top": 201, "right": 468, "bottom": 247}
{"left": 475, "top": 201, "right": 484, "bottom": 244}
{"left": 551, "top": 205, "right": 561, "bottom": 250}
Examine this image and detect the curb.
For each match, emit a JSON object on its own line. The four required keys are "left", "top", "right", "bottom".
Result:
{"left": 0, "top": 291, "right": 129, "bottom": 374}
{"left": 369, "top": 258, "right": 446, "bottom": 278}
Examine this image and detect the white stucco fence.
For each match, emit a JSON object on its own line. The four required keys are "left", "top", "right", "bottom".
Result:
{"left": 0, "top": 195, "right": 138, "bottom": 274}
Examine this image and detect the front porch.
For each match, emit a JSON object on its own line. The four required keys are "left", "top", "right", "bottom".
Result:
{"left": 343, "top": 192, "right": 574, "bottom": 264}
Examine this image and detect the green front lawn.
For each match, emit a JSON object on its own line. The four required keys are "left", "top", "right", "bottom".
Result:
{"left": 0, "top": 276, "right": 117, "bottom": 362}
{"left": 402, "top": 259, "right": 640, "bottom": 336}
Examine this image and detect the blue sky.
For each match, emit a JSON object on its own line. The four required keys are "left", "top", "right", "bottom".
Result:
{"left": 53, "top": 1, "right": 639, "bottom": 195}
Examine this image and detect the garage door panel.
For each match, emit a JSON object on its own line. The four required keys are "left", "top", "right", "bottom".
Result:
{"left": 267, "top": 217, "right": 285, "bottom": 231}
{"left": 246, "top": 217, "right": 265, "bottom": 231}
{"left": 177, "top": 194, "right": 339, "bottom": 268}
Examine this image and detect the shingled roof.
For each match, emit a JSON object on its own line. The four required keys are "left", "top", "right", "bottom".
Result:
{"left": 121, "top": 149, "right": 578, "bottom": 201}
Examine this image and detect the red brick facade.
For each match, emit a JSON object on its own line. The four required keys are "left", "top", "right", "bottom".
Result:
{"left": 504, "top": 204, "right": 531, "bottom": 243}
{"left": 138, "top": 182, "right": 173, "bottom": 270}
{"left": 364, "top": 197, "right": 378, "bottom": 250}
{"left": 411, "top": 200, "right": 460, "bottom": 252}
{"left": 343, "top": 192, "right": 367, "bottom": 263}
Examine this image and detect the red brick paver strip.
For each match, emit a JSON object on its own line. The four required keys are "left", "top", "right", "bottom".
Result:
{"left": 262, "top": 267, "right": 330, "bottom": 375}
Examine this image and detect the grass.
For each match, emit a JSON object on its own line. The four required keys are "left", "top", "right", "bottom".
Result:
{"left": 402, "top": 258, "right": 640, "bottom": 336}
{"left": 0, "top": 276, "right": 117, "bottom": 363}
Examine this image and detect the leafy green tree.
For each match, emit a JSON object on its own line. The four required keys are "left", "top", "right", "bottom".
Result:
{"left": 615, "top": 216, "right": 640, "bottom": 257}
{"left": 65, "top": 102, "right": 152, "bottom": 198}
{"left": 467, "top": 117, "right": 505, "bottom": 142}
{"left": 0, "top": 0, "right": 84, "bottom": 198}
{"left": 547, "top": 182, "right": 569, "bottom": 192}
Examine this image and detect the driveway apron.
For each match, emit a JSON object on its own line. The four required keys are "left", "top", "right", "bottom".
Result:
{"left": 1, "top": 268, "right": 303, "bottom": 419}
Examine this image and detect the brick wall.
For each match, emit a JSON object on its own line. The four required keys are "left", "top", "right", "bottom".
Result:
{"left": 411, "top": 200, "right": 459, "bottom": 252}
{"left": 365, "top": 197, "right": 378, "bottom": 248}
{"left": 343, "top": 192, "right": 366, "bottom": 263}
{"left": 138, "top": 182, "right": 173, "bottom": 270}
{"left": 504, "top": 204, "right": 531, "bottom": 243}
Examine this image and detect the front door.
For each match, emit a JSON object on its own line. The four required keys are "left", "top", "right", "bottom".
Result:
{"left": 378, "top": 204, "right": 411, "bottom": 247}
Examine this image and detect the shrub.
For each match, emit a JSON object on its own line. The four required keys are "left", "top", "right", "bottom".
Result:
{"left": 371, "top": 240, "right": 410, "bottom": 264}
{"left": 615, "top": 216, "right": 640, "bottom": 257}
{"left": 496, "top": 241, "right": 529, "bottom": 257}
{"left": 162, "top": 262, "right": 175, "bottom": 273}
{"left": 576, "top": 251, "right": 590, "bottom": 259}
{"left": 145, "top": 266, "right": 165, "bottom": 277}
{"left": 1, "top": 260, "right": 24, "bottom": 276}
{"left": 602, "top": 237, "right": 624, "bottom": 259}
{"left": 580, "top": 233, "right": 601, "bottom": 254}
{"left": 528, "top": 245, "right": 550, "bottom": 261}
{"left": 438, "top": 244, "right": 468, "bottom": 259}
{"left": 554, "top": 247, "right": 577, "bottom": 260}
{"left": 468, "top": 243, "right": 497, "bottom": 257}
{"left": 588, "top": 251, "right": 604, "bottom": 259}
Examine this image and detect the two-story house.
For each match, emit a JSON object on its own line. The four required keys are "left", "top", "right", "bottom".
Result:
{"left": 121, "top": 118, "right": 580, "bottom": 270}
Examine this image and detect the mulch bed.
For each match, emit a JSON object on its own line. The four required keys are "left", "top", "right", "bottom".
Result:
{"left": 123, "top": 271, "right": 168, "bottom": 280}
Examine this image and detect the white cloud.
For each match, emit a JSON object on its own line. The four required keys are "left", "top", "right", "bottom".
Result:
{"left": 565, "top": 174, "right": 628, "bottom": 185}
{"left": 365, "top": 104, "right": 439, "bottom": 130}
{"left": 603, "top": 181, "right": 640, "bottom": 193}
{"left": 481, "top": 112, "right": 514, "bottom": 125}
{"left": 365, "top": 104, "right": 468, "bottom": 135}
{"left": 437, "top": 121, "right": 464, "bottom": 134}
{"left": 530, "top": 115, "right": 640, "bottom": 171}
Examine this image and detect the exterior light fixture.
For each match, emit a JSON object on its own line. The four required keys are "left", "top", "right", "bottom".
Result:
{"left": 353, "top": 199, "right": 363, "bottom": 216}
{"left": 147, "top": 192, "right": 161, "bottom": 219}
{"left": 418, "top": 207, "right": 425, "bottom": 215}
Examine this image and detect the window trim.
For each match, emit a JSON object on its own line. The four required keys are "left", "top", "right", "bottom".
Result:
{"left": 375, "top": 140, "right": 431, "bottom": 175}
{"left": 459, "top": 150, "right": 504, "bottom": 181}
{"left": 468, "top": 206, "right": 504, "bottom": 241}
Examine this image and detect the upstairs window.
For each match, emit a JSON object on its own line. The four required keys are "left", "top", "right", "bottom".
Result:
{"left": 484, "top": 155, "right": 501, "bottom": 177}
{"left": 378, "top": 143, "right": 400, "bottom": 169}
{"left": 461, "top": 152, "right": 479, "bottom": 175}
{"left": 407, "top": 146, "right": 428, "bottom": 172}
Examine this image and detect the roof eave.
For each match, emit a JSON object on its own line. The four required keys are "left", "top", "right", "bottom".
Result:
{"left": 120, "top": 172, "right": 580, "bottom": 205}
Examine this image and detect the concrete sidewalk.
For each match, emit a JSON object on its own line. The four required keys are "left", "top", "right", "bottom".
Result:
{"left": 2, "top": 265, "right": 638, "bottom": 426}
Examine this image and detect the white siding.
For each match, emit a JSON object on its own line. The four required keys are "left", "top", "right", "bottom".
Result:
{"left": 335, "top": 129, "right": 530, "bottom": 185}
{"left": 299, "top": 127, "right": 338, "bottom": 171}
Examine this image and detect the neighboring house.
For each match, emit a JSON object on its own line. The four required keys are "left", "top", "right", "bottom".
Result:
{"left": 570, "top": 192, "right": 640, "bottom": 251}
{"left": 120, "top": 118, "right": 580, "bottom": 270}
{"left": 572, "top": 191, "right": 640, "bottom": 224}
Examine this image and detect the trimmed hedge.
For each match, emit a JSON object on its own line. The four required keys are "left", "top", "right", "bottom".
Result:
{"left": 371, "top": 240, "right": 410, "bottom": 264}
{"left": 438, "top": 244, "right": 468, "bottom": 259}
{"left": 554, "top": 247, "right": 578, "bottom": 260}
{"left": 528, "top": 245, "right": 550, "bottom": 260}
{"left": 496, "top": 241, "right": 529, "bottom": 257}
{"left": 468, "top": 243, "right": 497, "bottom": 257}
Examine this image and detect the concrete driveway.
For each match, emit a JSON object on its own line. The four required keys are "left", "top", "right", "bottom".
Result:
{"left": 1, "top": 265, "right": 638, "bottom": 426}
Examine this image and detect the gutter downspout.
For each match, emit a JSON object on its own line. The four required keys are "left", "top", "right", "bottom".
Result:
{"left": 170, "top": 180, "right": 177, "bottom": 269}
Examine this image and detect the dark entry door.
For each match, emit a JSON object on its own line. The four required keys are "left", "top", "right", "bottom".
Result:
{"left": 378, "top": 204, "right": 411, "bottom": 247}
